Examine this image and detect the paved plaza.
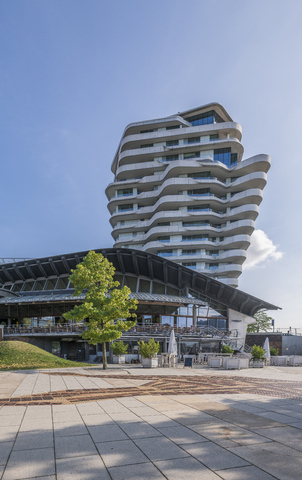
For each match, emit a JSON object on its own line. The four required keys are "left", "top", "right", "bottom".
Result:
{"left": 1, "top": 366, "right": 302, "bottom": 479}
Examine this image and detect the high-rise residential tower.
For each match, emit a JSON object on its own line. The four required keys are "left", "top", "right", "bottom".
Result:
{"left": 106, "top": 103, "right": 270, "bottom": 288}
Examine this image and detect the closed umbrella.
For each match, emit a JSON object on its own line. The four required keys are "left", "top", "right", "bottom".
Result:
{"left": 168, "top": 329, "right": 177, "bottom": 354}
{"left": 263, "top": 337, "right": 270, "bottom": 359}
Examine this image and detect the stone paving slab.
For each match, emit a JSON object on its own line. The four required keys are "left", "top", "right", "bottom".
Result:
{"left": 108, "top": 462, "right": 165, "bottom": 480}
{"left": 1, "top": 368, "right": 302, "bottom": 479}
{"left": 154, "top": 457, "right": 222, "bottom": 479}
{"left": 3, "top": 371, "right": 302, "bottom": 406}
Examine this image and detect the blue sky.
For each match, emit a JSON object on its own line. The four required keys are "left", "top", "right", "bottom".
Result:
{"left": 1, "top": 0, "right": 301, "bottom": 328}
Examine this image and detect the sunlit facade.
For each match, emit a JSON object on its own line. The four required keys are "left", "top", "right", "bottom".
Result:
{"left": 106, "top": 103, "right": 270, "bottom": 288}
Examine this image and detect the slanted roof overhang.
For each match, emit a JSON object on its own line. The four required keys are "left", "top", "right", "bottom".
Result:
{"left": 0, "top": 248, "right": 280, "bottom": 317}
{"left": 0, "top": 292, "right": 206, "bottom": 307}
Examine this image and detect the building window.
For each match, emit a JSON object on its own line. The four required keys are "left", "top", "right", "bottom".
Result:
{"left": 45, "top": 279, "right": 57, "bottom": 290}
{"left": 158, "top": 250, "right": 173, "bottom": 257}
{"left": 187, "top": 171, "right": 211, "bottom": 179}
{"left": 139, "top": 279, "right": 151, "bottom": 293}
{"left": 166, "top": 125, "right": 180, "bottom": 130}
{"left": 187, "top": 137, "right": 200, "bottom": 144}
{"left": 214, "top": 148, "right": 237, "bottom": 167}
{"left": 140, "top": 144, "right": 153, "bottom": 148}
{"left": 182, "top": 249, "right": 197, "bottom": 255}
{"left": 33, "top": 280, "right": 46, "bottom": 291}
{"left": 56, "top": 277, "right": 69, "bottom": 290}
{"left": 183, "top": 262, "right": 197, "bottom": 269}
{"left": 164, "top": 154, "right": 179, "bottom": 161}
{"left": 157, "top": 222, "right": 170, "bottom": 226}
{"left": 186, "top": 110, "right": 224, "bottom": 126}
{"left": 210, "top": 134, "right": 219, "bottom": 141}
{"left": 124, "top": 276, "right": 138, "bottom": 291}
{"left": 182, "top": 235, "right": 208, "bottom": 241}
{"left": 117, "top": 188, "right": 133, "bottom": 197}
{"left": 140, "top": 129, "right": 154, "bottom": 133}
{"left": 158, "top": 236, "right": 170, "bottom": 242}
{"left": 187, "top": 204, "right": 210, "bottom": 211}
{"left": 152, "top": 282, "right": 165, "bottom": 294}
{"left": 166, "top": 140, "right": 179, "bottom": 147}
{"left": 184, "top": 152, "right": 200, "bottom": 159}
{"left": 187, "top": 188, "right": 210, "bottom": 196}
{"left": 183, "top": 221, "right": 209, "bottom": 227}
{"left": 118, "top": 204, "right": 133, "bottom": 211}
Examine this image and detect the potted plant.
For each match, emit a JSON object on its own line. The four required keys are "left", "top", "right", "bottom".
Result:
{"left": 251, "top": 345, "right": 266, "bottom": 367}
{"left": 270, "top": 347, "right": 278, "bottom": 356}
{"left": 221, "top": 344, "right": 234, "bottom": 354}
{"left": 111, "top": 341, "right": 128, "bottom": 364}
{"left": 138, "top": 338, "right": 160, "bottom": 368}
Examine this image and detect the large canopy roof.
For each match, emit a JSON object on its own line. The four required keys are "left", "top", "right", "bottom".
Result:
{"left": 0, "top": 248, "right": 280, "bottom": 317}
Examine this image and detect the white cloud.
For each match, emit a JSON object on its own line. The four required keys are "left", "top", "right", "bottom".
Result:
{"left": 243, "top": 229, "right": 283, "bottom": 270}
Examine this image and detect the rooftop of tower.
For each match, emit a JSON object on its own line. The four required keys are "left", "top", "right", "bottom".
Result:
{"left": 111, "top": 103, "right": 236, "bottom": 173}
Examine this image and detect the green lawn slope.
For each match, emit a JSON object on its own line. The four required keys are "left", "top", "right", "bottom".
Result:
{"left": 0, "top": 341, "right": 90, "bottom": 371}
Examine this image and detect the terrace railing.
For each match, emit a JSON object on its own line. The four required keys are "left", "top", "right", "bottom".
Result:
{"left": 3, "top": 323, "right": 236, "bottom": 339}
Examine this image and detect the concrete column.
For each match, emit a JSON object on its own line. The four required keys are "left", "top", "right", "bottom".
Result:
{"left": 193, "top": 305, "right": 197, "bottom": 327}
{"left": 0, "top": 325, "right": 4, "bottom": 341}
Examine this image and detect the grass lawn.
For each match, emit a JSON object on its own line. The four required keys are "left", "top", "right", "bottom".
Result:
{"left": 0, "top": 341, "right": 90, "bottom": 371}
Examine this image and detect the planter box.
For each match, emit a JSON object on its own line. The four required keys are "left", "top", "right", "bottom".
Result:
{"left": 142, "top": 357, "right": 159, "bottom": 368}
{"left": 252, "top": 360, "right": 265, "bottom": 368}
{"left": 225, "top": 358, "right": 241, "bottom": 370}
{"left": 112, "top": 355, "right": 126, "bottom": 364}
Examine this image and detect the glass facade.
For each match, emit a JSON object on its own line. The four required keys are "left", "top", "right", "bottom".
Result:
{"left": 186, "top": 110, "right": 224, "bottom": 126}
{"left": 187, "top": 171, "right": 210, "bottom": 178}
{"left": 214, "top": 148, "right": 238, "bottom": 167}
{"left": 187, "top": 204, "right": 210, "bottom": 211}
{"left": 187, "top": 188, "right": 210, "bottom": 196}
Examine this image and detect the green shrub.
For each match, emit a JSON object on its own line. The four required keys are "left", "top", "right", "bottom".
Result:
{"left": 111, "top": 341, "right": 128, "bottom": 356}
{"left": 270, "top": 347, "right": 279, "bottom": 356}
{"left": 221, "top": 344, "right": 234, "bottom": 354}
{"left": 138, "top": 338, "right": 160, "bottom": 359}
{"left": 251, "top": 345, "right": 266, "bottom": 360}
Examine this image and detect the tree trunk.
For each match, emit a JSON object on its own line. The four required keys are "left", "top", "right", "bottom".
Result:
{"left": 102, "top": 342, "right": 107, "bottom": 370}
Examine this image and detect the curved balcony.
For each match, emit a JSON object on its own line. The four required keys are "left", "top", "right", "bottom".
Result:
{"left": 119, "top": 121, "right": 242, "bottom": 153}
{"left": 116, "top": 137, "right": 243, "bottom": 169}
{"left": 113, "top": 219, "right": 254, "bottom": 244}
{"left": 115, "top": 234, "right": 251, "bottom": 253}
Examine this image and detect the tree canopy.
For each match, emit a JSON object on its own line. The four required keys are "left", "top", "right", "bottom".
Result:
{"left": 63, "top": 251, "right": 137, "bottom": 369}
{"left": 247, "top": 310, "right": 273, "bottom": 333}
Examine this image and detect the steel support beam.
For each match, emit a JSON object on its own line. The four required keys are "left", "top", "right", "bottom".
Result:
{"left": 36, "top": 261, "right": 48, "bottom": 278}
{"left": 25, "top": 263, "right": 37, "bottom": 280}
{"left": 61, "top": 257, "right": 71, "bottom": 275}
{"left": 132, "top": 252, "right": 140, "bottom": 277}
{"left": 49, "top": 259, "right": 59, "bottom": 276}
{"left": 117, "top": 250, "right": 125, "bottom": 274}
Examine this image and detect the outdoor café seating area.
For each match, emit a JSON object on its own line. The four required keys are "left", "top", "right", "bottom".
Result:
{"left": 156, "top": 352, "right": 251, "bottom": 370}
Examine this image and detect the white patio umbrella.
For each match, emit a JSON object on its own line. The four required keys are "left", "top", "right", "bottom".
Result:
{"left": 168, "top": 329, "right": 178, "bottom": 354}
{"left": 263, "top": 337, "right": 270, "bottom": 359}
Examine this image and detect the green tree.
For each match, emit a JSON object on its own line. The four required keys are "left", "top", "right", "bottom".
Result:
{"left": 111, "top": 341, "right": 128, "bottom": 356}
{"left": 221, "top": 344, "right": 234, "bottom": 354}
{"left": 63, "top": 251, "right": 137, "bottom": 370}
{"left": 138, "top": 338, "right": 160, "bottom": 358}
{"left": 247, "top": 310, "right": 273, "bottom": 333}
